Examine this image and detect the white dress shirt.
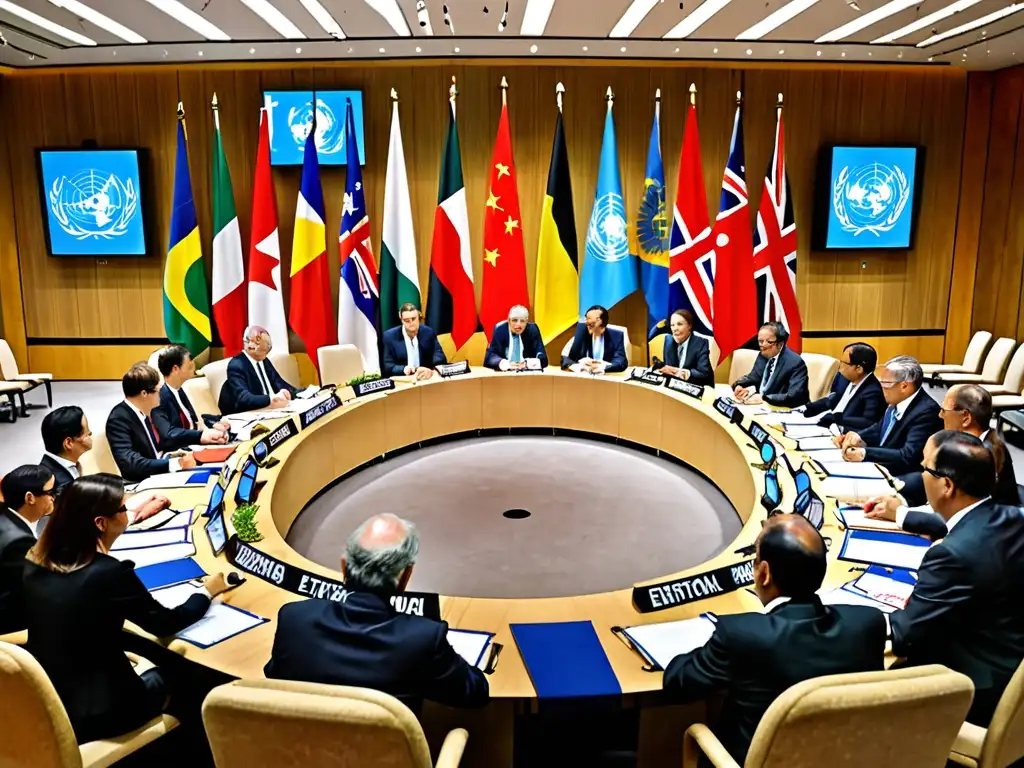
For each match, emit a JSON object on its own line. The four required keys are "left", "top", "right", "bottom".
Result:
{"left": 591, "top": 333, "right": 605, "bottom": 363}
{"left": 404, "top": 332, "right": 420, "bottom": 372}
{"left": 244, "top": 352, "right": 275, "bottom": 395}
{"left": 43, "top": 451, "right": 79, "bottom": 480}
{"left": 166, "top": 384, "right": 194, "bottom": 429}
{"left": 895, "top": 495, "right": 990, "bottom": 531}
{"left": 763, "top": 596, "right": 791, "bottom": 613}
{"left": 498, "top": 331, "right": 529, "bottom": 371}
{"left": 675, "top": 337, "right": 690, "bottom": 367}
{"left": 830, "top": 374, "right": 870, "bottom": 415}
{"left": 125, "top": 400, "right": 180, "bottom": 472}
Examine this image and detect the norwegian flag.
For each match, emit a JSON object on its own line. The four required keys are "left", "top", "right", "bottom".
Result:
{"left": 668, "top": 101, "right": 714, "bottom": 336}
{"left": 753, "top": 108, "right": 802, "bottom": 352}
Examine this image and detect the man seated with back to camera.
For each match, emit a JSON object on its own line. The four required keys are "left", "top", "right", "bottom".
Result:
{"left": 662, "top": 514, "right": 886, "bottom": 766}
{"left": 39, "top": 405, "right": 93, "bottom": 491}
{"left": 218, "top": 326, "right": 298, "bottom": 416}
{"left": 731, "top": 321, "right": 809, "bottom": 408}
{"left": 798, "top": 342, "right": 885, "bottom": 431}
{"left": 264, "top": 513, "right": 489, "bottom": 710}
{"left": 151, "top": 344, "right": 229, "bottom": 451}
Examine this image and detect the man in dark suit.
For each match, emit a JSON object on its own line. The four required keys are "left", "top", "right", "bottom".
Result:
{"left": 801, "top": 342, "right": 885, "bottom": 431}
{"left": 107, "top": 363, "right": 198, "bottom": 482}
{"left": 561, "top": 305, "right": 628, "bottom": 373}
{"left": 837, "top": 355, "right": 943, "bottom": 476}
{"left": 663, "top": 514, "right": 886, "bottom": 765}
{"left": 264, "top": 513, "right": 489, "bottom": 709}
{"left": 485, "top": 305, "right": 548, "bottom": 371}
{"left": 660, "top": 309, "right": 714, "bottom": 386}
{"left": 382, "top": 303, "right": 449, "bottom": 380}
{"left": 40, "top": 405, "right": 93, "bottom": 491}
{"left": 218, "top": 326, "right": 298, "bottom": 416}
{"left": 732, "top": 321, "right": 810, "bottom": 408}
{"left": 0, "top": 464, "right": 54, "bottom": 633}
{"left": 889, "top": 431, "right": 1024, "bottom": 726}
{"left": 151, "top": 345, "right": 229, "bottom": 451}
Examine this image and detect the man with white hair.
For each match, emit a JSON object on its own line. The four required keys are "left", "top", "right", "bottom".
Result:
{"left": 484, "top": 305, "right": 548, "bottom": 371}
{"left": 218, "top": 325, "right": 298, "bottom": 415}
{"left": 264, "top": 513, "right": 489, "bottom": 709}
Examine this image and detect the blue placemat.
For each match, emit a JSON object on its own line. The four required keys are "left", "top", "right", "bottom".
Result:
{"left": 510, "top": 620, "right": 622, "bottom": 698}
{"left": 136, "top": 558, "right": 206, "bottom": 590}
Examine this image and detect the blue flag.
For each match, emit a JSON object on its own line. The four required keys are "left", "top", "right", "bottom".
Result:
{"left": 580, "top": 104, "right": 638, "bottom": 315}
{"left": 636, "top": 104, "right": 669, "bottom": 340}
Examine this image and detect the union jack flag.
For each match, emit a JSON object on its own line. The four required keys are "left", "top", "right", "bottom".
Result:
{"left": 753, "top": 109, "right": 802, "bottom": 352}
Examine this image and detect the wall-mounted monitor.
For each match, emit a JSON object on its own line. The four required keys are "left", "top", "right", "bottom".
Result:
{"left": 263, "top": 90, "right": 365, "bottom": 166}
{"left": 37, "top": 148, "right": 150, "bottom": 257}
{"left": 813, "top": 145, "right": 923, "bottom": 250}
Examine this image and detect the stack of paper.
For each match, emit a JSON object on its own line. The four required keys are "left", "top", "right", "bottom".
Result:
{"left": 796, "top": 436, "right": 841, "bottom": 451}
{"left": 838, "top": 529, "right": 931, "bottom": 570}
{"left": 111, "top": 527, "right": 189, "bottom": 551}
{"left": 821, "top": 476, "right": 897, "bottom": 502}
{"left": 619, "top": 615, "right": 718, "bottom": 670}
{"left": 149, "top": 584, "right": 269, "bottom": 648}
{"left": 802, "top": 448, "right": 846, "bottom": 464}
{"left": 131, "top": 469, "right": 217, "bottom": 493}
{"left": 850, "top": 565, "right": 916, "bottom": 609}
{"left": 783, "top": 424, "right": 834, "bottom": 439}
{"left": 109, "top": 532, "right": 197, "bottom": 568}
{"left": 761, "top": 411, "right": 820, "bottom": 426}
{"left": 819, "top": 584, "right": 898, "bottom": 613}
{"left": 835, "top": 505, "right": 903, "bottom": 532}
{"left": 817, "top": 461, "right": 887, "bottom": 480}
{"left": 447, "top": 629, "right": 495, "bottom": 669}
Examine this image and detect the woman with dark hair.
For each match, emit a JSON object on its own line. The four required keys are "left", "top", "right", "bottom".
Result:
{"left": 23, "top": 473, "right": 230, "bottom": 743}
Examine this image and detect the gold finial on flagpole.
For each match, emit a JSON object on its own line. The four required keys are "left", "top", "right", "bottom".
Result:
{"left": 211, "top": 92, "right": 220, "bottom": 131}
{"left": 500, "top": 75, "right": 508, "bottom": 106}
{"left": 776, "top": 92, "right": 784, "bottom": 120}
{"left": 391, "top": 87, "right": 398, "bottom": 102}
{"left": 689, "top": 82, "right": 696, "bottom": 107}
{"left": 606, "top": 85, "right": 614, "bottom": 111}
{"left": 735, "top": 90, "right": 742, "bottom": 106}
{"left": 449, "top": 75, "right": 458, "bottom": 102}
{"left": 556, "top": 81, "right": 565, "bottom": 112}
{"left": 176, "top": 101, "right": 184, "bottom": 120}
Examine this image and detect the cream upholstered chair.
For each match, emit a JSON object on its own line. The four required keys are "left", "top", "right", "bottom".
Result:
{"left": 683, "top": 665, "right": 974, "bottom": 768}
{"left": 560, "top": 322, "right": 633, "bottom": 367}
{"left": 79, "top": 429, "right": 120, "bottom": 477}
{"left": 0, "top": 339, "right": 52, "bottom": 408}
{"left": 980, "top": 342, "right": 1024, "bottom": 396}
{"left": 935, "top": 337, "right": 1016, "bottom": 385}
{"left": 949, "top": 658, "right": 1024, "bottom": 767}
{"left": 182, "top": 376, "right": 219, "bottom": 418}
{"left": 727, "top": 349, "right": 759, "bottom": 386}
{"left": 922, "top": 331, "right": 993, "bottom": 375}
{"left": 203, "top": 679, "right": 469, "bottom": 768}
{"left": 268, "top": 351, "right": 300, "bottom": 388}
{"left": 0, "top": 380, "right": 30, "bottom": 422}
{"left": 0, "top": 641, "right": 178, "bottom": 768}
{"left": 146, "top": 347, "right": 167, "bottom": 384}
{"left": 200, "top": 358, "right": 232, "bottom": 409}
{"left": 318, "top": 344, "right": 365, "bottom": 386}
{"left": 801, "top": 353, "right": 841, "bottom": 402}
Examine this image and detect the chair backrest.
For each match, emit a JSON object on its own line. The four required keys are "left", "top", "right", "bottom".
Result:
{"left": 608, "top": 324, "right": 632, "bottom": 366}
{"left": 79, "top": 428, "right": 120, "bottom": 477}
{"left": 962, "top": 331, "right": 994, "bottom": 372}
{"left": 0, "top": 339, "right": 19, "bottom": 380}
{"left": 980, "top": 337, "right": 1017, "bottom": 382}
{"left": 182, "top": 376, "right": 219, "bottom": 418}
{"left": 0, "top": 641, "right": 82, "bottom": 768}
{"left": 203, "top": 679, "right": 433, "bottom": 768}
{"left": 317, "top": 344, "right": 365, "bottom": 386}
{"left": 147, "top": 347, "right": 168, "bottom": 385}
{"left": 268, "top": 352, "right": 300, "bottom": 388}
{"left": 1000, "top": 344, "right": 1024, "bottom": 394}
{"left": 979, "top": 657, "right": 1024, "bottom": 768}
{"left": 709, "top": 337, "right": 721, "bottom": 370}
{"left": 802, "top": 353, "right": 841, "bottom": 401}
{"left": 200, "top": 359, "right": 232, "bottom": 406}
{"left": 745, "top": 665, "right": 974, "bottom": 768}
{"left": 728, "top": 349, "right": 759, "bottom": 385}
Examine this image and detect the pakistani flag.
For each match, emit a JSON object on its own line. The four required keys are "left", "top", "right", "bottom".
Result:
{"left": 380, "top": 97, "right": 420, "bottom": 330}
{"left": 211, "top": 96, "right": 246, "bottom": 356}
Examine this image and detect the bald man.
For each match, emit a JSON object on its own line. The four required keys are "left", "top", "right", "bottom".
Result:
{"left": 264, "top": 513, "right": 489, "bottom": 709}
{"left": 663, "top": 515, "right": 886, "bottom": 765}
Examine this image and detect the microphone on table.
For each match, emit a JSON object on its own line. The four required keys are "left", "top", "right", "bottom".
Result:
{"left": 226, "top": 572, "right": 245, "bottom": 587}
{"left": 650, "top": 356, "right": 666, "bottom": 372}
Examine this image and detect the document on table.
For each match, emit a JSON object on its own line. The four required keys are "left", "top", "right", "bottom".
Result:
{"left": 796, "top": 436, "right": 841, "bottom": 451}
{"left": 802, "top": 448, "right": 846, "bottom": 464}
{"left": 131, "top": 469, "right": 218, "bottom": 493}
{"left": 835, "top": 505, "right": 903, "bottom": 532}
{"left": 817, "top": 461, "right": 887, "bottom": 480}
{"left": 618, "top": 615, "right": 718, "bottom": 671}
{"left": 838, "top": 529, "right": 931, "bottom": 570}
{"left": 149, "top": 581, "right": 207, "bottom": 608}
{"left": 446, "top": 628, "right": 495, "bottom": 669}
{"left": 821, "top": 477, "right": 897, "bottom": 502}
{"left": 111, "top": 526, "right": 190, "bottom": 551}
{"left": 109, "top": 539, "right": 197, "bottom": 568}
{"left": 127, "top": 508, "right": 179, "bottom": 531}
{"left": 818, "top": 584, "right": 898, "bottom": 613}
{"left": 850, "top": 565, "right": 916, "bottom": 610}
{"left": 783, "top": 424, "right": 834, "bottom": 439}
{"left": 761, "top": 411, "right": 820, "bottom": 426}
{"left": 175, "top": 603, "right": 268, "bottom": 648}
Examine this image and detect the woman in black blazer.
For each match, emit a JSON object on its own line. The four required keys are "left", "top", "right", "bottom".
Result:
{"left": 23, "top": 474, "right": 230, "bottom": 743}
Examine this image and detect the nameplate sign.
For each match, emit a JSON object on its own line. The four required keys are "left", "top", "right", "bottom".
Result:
{"left": 664, "top": 378, "right": 704, "bottom": 400}
{"left": 300, "top": 392, "right": 343, "bottom": 429}
{"left": 436, "top": 361, "right": 471, "bottom": 378}
{"left": 252, "top": 418, "right": 297, "bottom": 463}
{"left": 227, "top": 536, "right": 441, "bottom": 620}
{"left": 713, "top": 397, "right": 739, "bottom": 422}
{"left": 352, "top": 378, "right": 396, "bottom": 398}
{"left": 629, "top": 370, "right": 666, "bottom": 387}
{"left": 632, "top": 559, "right": 755, "bottom": 613}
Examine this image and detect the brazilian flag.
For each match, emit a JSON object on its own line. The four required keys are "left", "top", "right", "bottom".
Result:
{"left": 163, "top": 105, "right": 211, "bottom": 357}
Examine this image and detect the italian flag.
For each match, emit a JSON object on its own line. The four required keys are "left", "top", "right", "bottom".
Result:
{"left": 210, "top": 95, "right": 246, "bottom": 356}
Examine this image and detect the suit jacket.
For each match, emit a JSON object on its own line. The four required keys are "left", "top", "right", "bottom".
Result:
{"left": 890, "top": 500, "right": 1024, "bottom": 726}
{"left": 23, "top": 553, "right": 210, "bottom": 742}
{"left": 662, "top": 333, "right": 714, "bottom": 386}
{"left": 484, "top": 322, "right": 549, "bottom": 370}
{"left": 106, "top": 401, "right": 169, "bottom": 482}
{"left": 560, "top": 324, "right": 628, "bottom": 373}
{"left": 663, "top": 597, "right": 886, "bottom": 765}
{"left": 381, "top": 326, "right": 448, "bottom": 377}
{"left": 857, "top": 390, "right": 943, "bottom": 476}
{"left": 264, "top": 590, "right": 489, "bottom": 709}
{"left": 39, "top": 454, "right": 76, "bottom": 492}
{"left": 0, "top": 509, "right": 34, "bottom": 634}
{"left": 218, "top": 353, "right": 298, "bottom": 416}
{"left": 732, "top": 346, "right": 810, "bottom": 408}
{"left": 897, "top": 434, "right": 1020, "bottom": 509}
{"left": 151, "top": 384, "right": 202, "bottom": 451}
{"left": 802, "top": 373, "right": 885, "bottom": 431}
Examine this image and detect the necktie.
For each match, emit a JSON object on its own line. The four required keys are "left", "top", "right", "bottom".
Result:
{"left": 145, "top": 416, "right": 161, "bottom": 458}
{"left": 179, "top": 389, "right": 196, "bottom": 429}
{"left": 880, "top": 406, "right": 897, "bottom": 444}
{"left": 678, "top": 342, "right": 686, "bottom": 365}
{"left": 761, "top": 356, "right": 777, "bottom": 392}
{"left": 510, "top": 334, "right": 522, "bottom": 363}
{"left": 74, "top": 462, "right": 83, "bottom": 479}
{"left": 257, "top": 362, "right": 273, "bottom": 395}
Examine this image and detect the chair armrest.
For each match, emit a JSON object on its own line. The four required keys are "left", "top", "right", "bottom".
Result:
{"left": 683, "top": 724, "right": 739, "bottom": 768}
{"left": 435, "top": 728, "right": 469, "bottom": 768}
{"left": 948, "top": 721, "right": 986, "bottom": 765}
{"left": 0, "top": 630, "right": 27, "bottom": 645}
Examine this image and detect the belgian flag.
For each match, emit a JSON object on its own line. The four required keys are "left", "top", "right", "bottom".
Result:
{"left": 534, "top": 88, "right": 579, "bottom": 345}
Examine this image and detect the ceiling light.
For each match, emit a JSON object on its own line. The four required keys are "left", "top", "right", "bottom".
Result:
{"left": 297, "top": 0, "right": 344, "bottom": 39}
{"left": 378, "top": 46, "right": 386, "bottom": 53}
{"left": 237, "top": 0, "right": 305, "bottom": 38}
{"left": 713, "top": 46, "right": 719, "bottom": 52}
{"left": 927, "top": 55, "right": 933, "bottom": 60}
{"left": 365, "top": 0, "right": 412, "bottom": 36}
{"left": 295, "top": 46, "right": 302, "bottom": 53}
{"left": 198, "top": 49, "right": 204, "bottom": 56}
{"left": 918, "top": 3, "right": 1024, "bottom": 46}
{"left": 841, "top": 50, "right": 846, "bottom": 56}
{"left": 746, "top": 47, "right": 752, "bottom": 54}
{"left": 582, "top": 44, "right": 588, "bottom": 51}
{"left": 620, "top": 45, "right": 627, "bottom": 51}
{"left": 674, "top": 46, "right": 680, "bottom": 51}
{"left": 610, "top": 0, "right": 660, "bottom": 37}
{"left": 249, "top": 46, "right": 256, "bottom": 53}
{"left": 0, "top": 0, "right": 96, "bottom": 44}
{"left": 816, "top": 0, "right": 921, "bottom": 43}
{"left": 521, "top": 0, "right": 555, "bottom": 35}
{"left": 664, "top": 0, "right": 733, "bottom": 38}
{"left": 529, "top": 43, "right": 538, "bottom": 52}
{"left": 47, "top": 0, "right": 146, "bottom": 43}
{"left": 738, "top": 0, "right": 818, "bottom": 39}
{"left": 453, "top": 45, "right": 460, "bottom": 52}
{"left": 816, "top": 49, "right": 821, "bottom": 55}
{"left": 415, "top": 45, "right": 422, "bottom": 52}
{"left": 779, "top": 48, "right": 785, "bottom": 53}
{"left": 872, "top": 0, "right": 979, "bottom": 43}
{"left": 141, "top": 0, "right": 230, "bottom": 40}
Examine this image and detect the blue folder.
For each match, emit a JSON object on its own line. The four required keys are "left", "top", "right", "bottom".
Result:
{"left": 135, "top": 558, "right": 207, "bottom": 590}
{"left": 185, "top": 469, "right": 217, "bottom": 485}
{"left": 510, "top": 620, "right": 622, "bottom": 698}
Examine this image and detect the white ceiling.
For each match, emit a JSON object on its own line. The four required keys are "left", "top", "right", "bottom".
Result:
{"left": 0, "top": 0, "right": 1019, "bottom": 69}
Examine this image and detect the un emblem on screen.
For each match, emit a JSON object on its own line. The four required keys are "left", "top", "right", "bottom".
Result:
{"left": 832, "top": 162, "right": 911, "bottom": 237}
{"left": 48, "top": 169, "right": 138, "bottom": 241}
{"left": 586, "top": 192, "right": 630, "bottom": 263}
{"left": 287, "top": 98, "right": 345, "bottom": 156}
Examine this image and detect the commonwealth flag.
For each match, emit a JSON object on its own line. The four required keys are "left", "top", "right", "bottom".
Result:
{"left": 380, "top": 94, "right": 420, "bottom": 329}
{"left": 636, "top": 96, "right": 669, "bottom": 340}
{"left": 210, "top": 94, "right": 246, "bottom": 356}
{"left": 163, "top": 104, "right": 211, "bottom": 357}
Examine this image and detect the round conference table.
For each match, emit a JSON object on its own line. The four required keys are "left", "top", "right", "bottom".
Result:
{"left": 146, "top": 367, "right": 862, "bottom": 766}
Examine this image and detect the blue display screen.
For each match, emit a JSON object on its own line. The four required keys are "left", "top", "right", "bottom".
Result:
{"left": 263, "top": 90, "right": 365, "bottom": 166}
{"left": 38, "top": 149, "right": 148, "bottom": 256}
{"left": 824, "top": 146, "right": 919, "bottom": 249}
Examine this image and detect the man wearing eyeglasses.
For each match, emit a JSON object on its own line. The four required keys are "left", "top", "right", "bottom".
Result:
{"left": 835, "top": 355, "right": 942, "bottom": 475}
{"left": 0, "top": 464, "right": 55, "bottom": 633}
{"left": 800, "top": 342, "right": 885, "bottom": 431}
{"left": 732, "top": 321, "right": 809, "bottom": 408}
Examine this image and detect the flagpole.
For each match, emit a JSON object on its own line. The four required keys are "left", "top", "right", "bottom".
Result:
{"left": 776, "top": 91, "right": 784, "bottom": 121}
{"left": 606, "top": 85, "right": 614, "bottom": 113}
{"left": 449, "top": 75, "right": 458, "bottom": 119}
{"left": 689, "top": 82, "right": 696, "bottom": 107}
{"left": 177, "top": 101, "right": 186, "bottom": 140}
{"left": 555, "top": 81, "right": 564, "bottom": 113}
{"left": 655, "top": 87, "right": 661, "bottom": 121}
{"left": 736, "top": 90, "right": 742, "bottom": 106}
{"left": 211, "top": 92, "right": 220, "bottom": 132}
{"left": 391, "top": 87, "right": 398, "bottom": 103}
{"left": 500, "top": 75, "right": 507, "bottom": 107}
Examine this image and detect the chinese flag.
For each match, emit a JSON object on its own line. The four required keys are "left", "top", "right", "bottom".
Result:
{"left": 479, "top": 96, "right": 529, "bottom": 342}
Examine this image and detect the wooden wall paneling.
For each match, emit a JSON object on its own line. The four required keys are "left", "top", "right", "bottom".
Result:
{"left": 0, "top": 79, "right": 27, "bottom": 367}
{"left": 802, "top": 334, "right": 945, "bottom": 365}
{"left": 1000, "top": 77, "right": 1024, "bottom": 340}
